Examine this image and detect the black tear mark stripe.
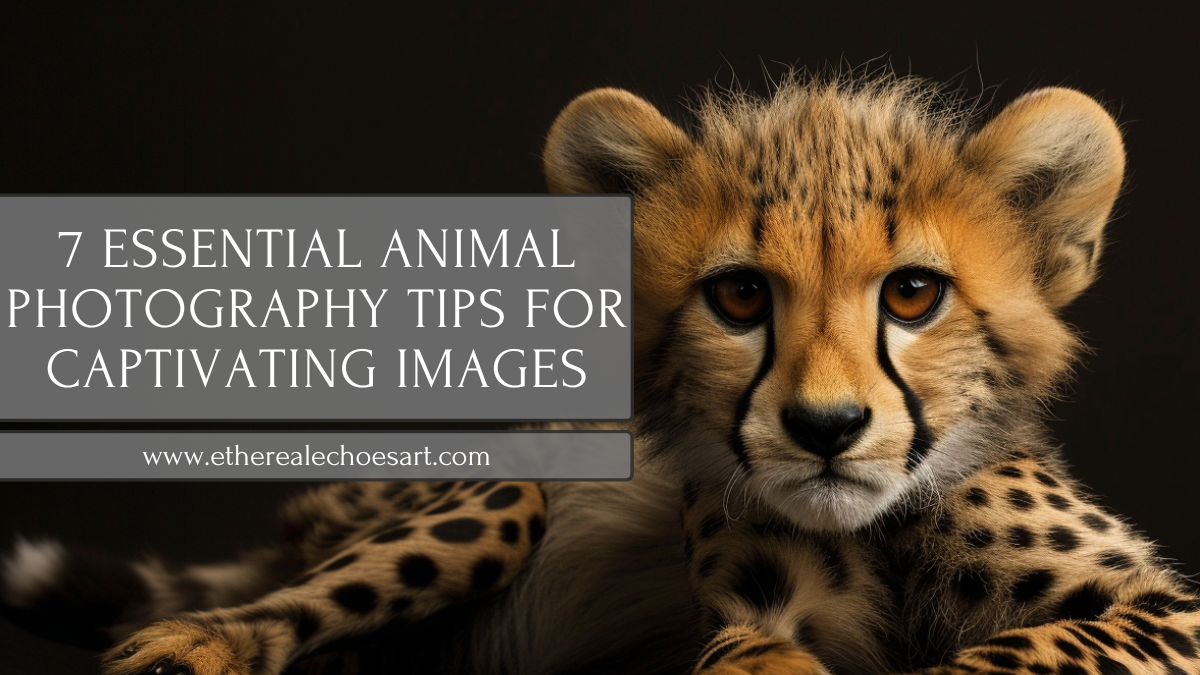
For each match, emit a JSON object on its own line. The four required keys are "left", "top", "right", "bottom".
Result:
{"left": 729, "top": 318, "right": 777, "bottom": 468}
{"left": 875, "top": 319, "right": 935, "bottom": 470}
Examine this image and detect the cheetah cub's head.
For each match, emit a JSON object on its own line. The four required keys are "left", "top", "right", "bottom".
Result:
{"left": 544, "top": 78, "right": 1124, "bottom": 532}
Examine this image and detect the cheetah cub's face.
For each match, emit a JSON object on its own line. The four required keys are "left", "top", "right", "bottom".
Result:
{"left": 544, "top": 80, "right": 1123, "bottom": 532}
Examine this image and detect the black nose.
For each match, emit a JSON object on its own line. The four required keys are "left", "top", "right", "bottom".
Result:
{"left": 782, "top": 403, "right": 871, "bottom": 459}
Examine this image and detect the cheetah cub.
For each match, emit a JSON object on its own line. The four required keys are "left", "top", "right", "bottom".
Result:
{"left": 3, "top": 75, "right": 1198, "bottom": 675}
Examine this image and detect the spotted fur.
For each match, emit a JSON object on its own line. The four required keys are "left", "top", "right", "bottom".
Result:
{"left": 3, "top": 73, "right": 1196, "bottom": 675}
{"left": 3, "top": 481, "right": 546, "bottom": 674}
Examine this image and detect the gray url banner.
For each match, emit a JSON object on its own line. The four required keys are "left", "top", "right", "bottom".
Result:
{"left": 0, "top": 432, "right": 632, "bottom": 480}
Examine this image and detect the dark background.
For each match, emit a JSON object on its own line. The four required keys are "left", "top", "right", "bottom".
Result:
{"left": 0, "top": 3, "right": 1196, "bottom": 673}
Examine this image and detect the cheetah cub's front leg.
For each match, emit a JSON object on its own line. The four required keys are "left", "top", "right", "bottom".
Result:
{"left": 102, "top": 481, "right": 546, "bottom": 675}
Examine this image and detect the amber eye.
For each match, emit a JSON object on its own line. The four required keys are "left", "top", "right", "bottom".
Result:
{"left": 707, "top": 270, "right": 772, "bottom": 326}
{"left": 880, "top": 269, "right": 944, "bottom": 324}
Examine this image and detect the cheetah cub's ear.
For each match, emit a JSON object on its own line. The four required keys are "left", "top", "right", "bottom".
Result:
{"left": 963, "top": 87, "right": 1125, "bottom": 308}
{"left": 543, "top": 88, "right": 694, "bottom": 194}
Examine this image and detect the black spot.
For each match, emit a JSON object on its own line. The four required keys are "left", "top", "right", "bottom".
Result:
{"left": 1078, "top": 623, "right": 1119, "bottom": 647}
{"left": 427, "top": 499, "right": 463, "bottom": 515}
{"left": 331, "top": 583, "right": 378, "bottom": 614}
{"left": 1033, "top": 471, "right": 1060, "bottom": 487}
{"left": 1056, "top": 583, "right": 1115, "bottom": 621}
{"left": 1118, "top": 641, "right": 1148, "bottom": 662}
{"left": 472, "top": 481, "right": 498, "bottom": 495}
{"left": 1045, "top": 493, "right": 1072, "bottom": 510}
{"left": 683, "top": 535, "right": 695, "bottom": 561}
{"left": 469, "top": 558, "right": 505, "bottom": 594}
{"left": 1047, "top": 526, "right": 1082, "bottom": 552}
{"left": 430, "top": 481, "right": 456, "bottom": 493}
{"left": 430, "top": 517, "right": 485, "bottom": 543}
{"left": 955, "top": 567, "right": 991, "bottom": 602}
{"left": 1028, "top": 664, "right": 1054, "bottom": 675}
{"left": 397, "top": 554, "right": 439, "bottom": 588}
{"left": 964, "top": 528, "right": 995, "bottom": 548}
{"left": 322, "top": 554, "right": 358, "bottom": 572}
{"left": 1081, "top": 513, "right": 1112, "bottom": 532}
{"left": 984, "top": 635, "right": 1033, "bottom": 650}
{"left": 1117, "top": 612, "right": 1160, "bottom": 635}
{"left": 996, "top": 465, "right": 1023, "bottom": 478}
{"left": 697, "top": 553, "right": 721, "bottom": 578}
{"left": 1054, "top": 638, "right": 1084, "bottom": 660}
{"left": 500, "top": 519, "right": 520, "bottom": 544}
{"left": 1006, "top": 488, "right": 1035, "bottom": 510}
{"left": 1158, "top": 626, "right": 1198, "bottom": 658}
{"left": 528, "top": 514, "right": 546, "bottom": 546}
{"left": 1098, "top": 551, "right": 1135, "bottom": 570}
{"left": 975, "top": 651, "right": 1021, "bottom": 669}
{"left": 484, "top": 486, "right": 523, "bottom": 510}
{"left": 683, "top": 482, "right": 700, "bottom": 508}
{"left": 293, "top": 609, "right": 322, "bottom": 643}
{"left": 1121, "top": 627, "right": 1167, "bottom": 660}
{"left": 1131, "top": 591, "right": 1181, "bottom": 617}
{"left": 1064, "top": 625, "right": 1106, "bottom": 654}
{"left": 965, "top": 487, "right": 989, "bottom": 506}
{"left": 372, "top": 526, "right": 414, "bottom": 543}
{"left": 1007, "top": 527, "right": 1035, "bottom": 548}
{"left": 730, "top": 556, "right": 792, "bottom": 611}
{"left": 1094, "top": 655, "right": 1132, "bottom": 675}
{"left": 1011, "top": 570, "right": 1055, "bottom": 603}
{"left": 1171, "top": 597, "right": 1200, "bottom": 612}
{"left": 390, "top": 596, "right": 413, "bottom": 614}
{"left": 1059, "top": 666, "right": 1089, "bottom": 675}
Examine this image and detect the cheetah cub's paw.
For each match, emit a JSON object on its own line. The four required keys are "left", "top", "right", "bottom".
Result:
{"left": 696, "top": 626, "right": 831, "bottom": 675}
{"left": 102, "top": 620, "right": 255, "bottom": 675}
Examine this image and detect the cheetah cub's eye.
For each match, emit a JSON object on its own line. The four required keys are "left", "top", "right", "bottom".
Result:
{"left": 881, "top": 269, "right": 945, "bottom": 324}
{"left": 707, "top": 270, "right": 772, "bottom": 326}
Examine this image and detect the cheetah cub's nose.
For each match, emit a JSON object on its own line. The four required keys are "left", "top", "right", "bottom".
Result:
{"left": 783, "top": 403, "right": 871, "bottom": 459}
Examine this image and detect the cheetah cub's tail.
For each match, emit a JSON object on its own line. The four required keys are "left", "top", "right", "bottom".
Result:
{"left": 0, "top": 536, "right": 296, "bottom": 650}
